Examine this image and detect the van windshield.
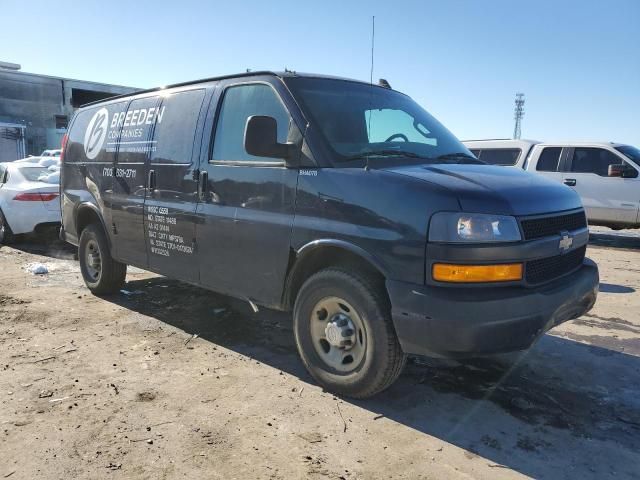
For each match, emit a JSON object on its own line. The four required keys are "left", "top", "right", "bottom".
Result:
{"left": 284, "top": 77, "right": 475, "bottom": 165}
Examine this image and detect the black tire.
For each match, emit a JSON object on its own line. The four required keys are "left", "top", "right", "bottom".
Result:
{"left": 0, "top": 209, "right": 15, "bottom": 245}
{"left": 78, "top": 223, "right": 127, "bottom": 294}
{"left": 293, "top": 268, "right": 406, "bottom": 398}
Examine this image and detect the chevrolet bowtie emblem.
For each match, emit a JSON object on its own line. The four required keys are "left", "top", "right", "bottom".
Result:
{"left": 559, "top": 232, "right": 573, "bottom": 252}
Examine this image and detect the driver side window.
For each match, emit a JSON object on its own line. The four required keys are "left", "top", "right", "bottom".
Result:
{"left": 570, "top": 148, "right": 624, "bottom": 177}
{"left": 212, "top": 83, "right": 291, "bottom": 163}
{"left": 365, "top": 109, "right": 437, "bottom": 146}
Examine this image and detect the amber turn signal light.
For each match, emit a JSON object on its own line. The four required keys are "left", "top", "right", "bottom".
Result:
{"left": 432, "top": 263, "right": 523, "bottom": 283}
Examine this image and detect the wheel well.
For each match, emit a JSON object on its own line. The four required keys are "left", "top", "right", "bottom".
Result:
{"left": 284, "top": 246, "right": 386, "bottom": 309}
{"left": 0, "top": 206, "right": 13, "bottom": 232}
{"left": 76, "top": 207, "right": 104, "bottom": 238}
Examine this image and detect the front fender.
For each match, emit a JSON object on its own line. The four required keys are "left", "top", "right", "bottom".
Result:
{"left": 296, "top": 238, "right": 389, "bottom": 277}
{"left": 280, "top": 238, "right": 390, "bottom": 309}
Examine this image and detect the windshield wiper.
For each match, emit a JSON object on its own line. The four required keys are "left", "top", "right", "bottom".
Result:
{"left": 342, "top": 149, "right": 425, "bottom": 161}
{"left": 433, "top": 152, "right": 482, "bottom": 164}
{"left": 435, "top": 152, "right": 477, "bottom": 160}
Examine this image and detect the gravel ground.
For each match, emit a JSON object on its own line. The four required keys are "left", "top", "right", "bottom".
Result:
{"left": 1, "top": 228, "right": 639, "bottom": 479}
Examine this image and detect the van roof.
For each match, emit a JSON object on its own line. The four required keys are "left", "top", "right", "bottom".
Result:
{"left": 79, "top": 71, "right": 393, "bottom": 108}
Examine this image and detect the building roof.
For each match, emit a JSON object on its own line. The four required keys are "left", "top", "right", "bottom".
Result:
{"left": 0, "top": 67, "right": 138, "bottom": 91}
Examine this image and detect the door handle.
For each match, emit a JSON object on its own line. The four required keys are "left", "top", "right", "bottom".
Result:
{"left": 148, "top": 169, "right": 156, "bottom": 192}
{"left": 564, "top": 178, "right": 576, "bottom": 186}
{"left": 199, "top": 171, "right": 208, "bottom": 201}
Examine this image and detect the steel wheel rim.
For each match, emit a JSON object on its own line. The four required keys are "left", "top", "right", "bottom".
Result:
{"left": 85, "top": 239, "right": 102, "bottom": 281}
{"left": 310, "top": 296, "right": 367, "bottom": 373}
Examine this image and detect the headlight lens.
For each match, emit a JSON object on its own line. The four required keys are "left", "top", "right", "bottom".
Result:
{"left": 429, "top": 212, "right": 521, "bottom": 243}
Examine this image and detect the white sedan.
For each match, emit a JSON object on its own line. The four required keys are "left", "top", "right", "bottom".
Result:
{"left": 41, "top": 149, "right": 62, "bottom": 157}
{"left": 0, "top": 162, "right": 61, "bottom": 244}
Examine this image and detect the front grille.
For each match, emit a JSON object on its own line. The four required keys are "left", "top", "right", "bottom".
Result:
{"left": 520, "top": 211, "right": 587, "bottom": 241}
{"left": 525, "top": 246, "right": 586, "bottom": 284}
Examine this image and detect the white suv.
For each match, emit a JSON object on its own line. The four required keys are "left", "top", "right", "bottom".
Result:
{"left": 463, "top": 140, "right": 640, "bottom": 230}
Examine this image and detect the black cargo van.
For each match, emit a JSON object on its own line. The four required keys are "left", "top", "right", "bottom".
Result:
{"left": 61, "top": 71, "right": 598, "bottom": 398}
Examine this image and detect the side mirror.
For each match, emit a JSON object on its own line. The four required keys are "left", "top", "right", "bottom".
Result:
{"left": 608, "top": 164, "right": 638, "bottom": 178}
{"left": 244, "top": 115, "right": 294, "bottom": 160}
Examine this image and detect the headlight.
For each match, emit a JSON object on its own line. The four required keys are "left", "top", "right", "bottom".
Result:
{"left": 429, "top": 212, "right": 521, "bottom": 243}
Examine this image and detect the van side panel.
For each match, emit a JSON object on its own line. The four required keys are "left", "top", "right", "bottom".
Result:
{"left": 195, "top": 78, "right": 301, "bottom": 305}
{"left": 143, "top": 87, "right": 208, "bottom": 283}
{"left": 109, "top": 95, "right": 159, "bottom": 267}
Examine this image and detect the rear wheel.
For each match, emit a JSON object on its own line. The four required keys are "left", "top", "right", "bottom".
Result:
{"left": 79, "top": 223, "right": 127, "bottom": 294}
{"left": 0, "top": 209, "right": 15, "bottom": 245}
{"left": 293, "top": 268, "right": 406, "bottom": 398}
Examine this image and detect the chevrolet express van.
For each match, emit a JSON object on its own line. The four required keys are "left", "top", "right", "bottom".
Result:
{"left": 464, "top": 139, "right": 640, "bottom": 230}
{"left": 61, "top": 72, "right": 598, "bottom": 397}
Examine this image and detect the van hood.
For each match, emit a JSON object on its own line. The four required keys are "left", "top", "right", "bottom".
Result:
{"left": 381, "top": 163, "right": 582, "bottom": 216}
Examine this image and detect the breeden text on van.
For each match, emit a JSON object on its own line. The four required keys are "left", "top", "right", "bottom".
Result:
{"left": 106, "top": 106, "right": 166, "bottom": 144}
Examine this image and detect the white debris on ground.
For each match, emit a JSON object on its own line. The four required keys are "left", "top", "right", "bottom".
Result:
{"left": 25, "top": 263, "right": 49, "bottom": 275}
{"left": 120, "top": 289, "right": 145, "bottom": 296}
{"left": 24, "top": 261, "right": 74, "bottom": 276}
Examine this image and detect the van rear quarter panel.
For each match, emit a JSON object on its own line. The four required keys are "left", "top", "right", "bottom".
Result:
{"left": 62, "top": 103, "right": 128, "bottom": 247}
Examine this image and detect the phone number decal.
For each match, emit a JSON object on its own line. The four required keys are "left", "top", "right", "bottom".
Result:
{"left": 102, "top": 167, "right": 137, "bottom": 178}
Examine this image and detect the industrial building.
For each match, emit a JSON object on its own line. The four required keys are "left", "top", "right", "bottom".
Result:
{"left": 0, "top": 61, "right": 138, "bottom": 161}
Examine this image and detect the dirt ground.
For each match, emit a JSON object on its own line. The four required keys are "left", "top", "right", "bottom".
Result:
{"left": 1, "top": 228, "right": 639, "bottom": 480}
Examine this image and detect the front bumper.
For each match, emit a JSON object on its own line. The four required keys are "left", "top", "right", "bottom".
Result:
{"left": 387, "top": 258, "right": 599, "bottom": 358}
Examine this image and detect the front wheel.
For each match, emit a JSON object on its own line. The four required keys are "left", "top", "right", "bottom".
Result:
{"left": 293, "top": 268, "right": 406, "bottom": 398}
{"left": 79, "top": 223, "right": 127, "bottom": 294}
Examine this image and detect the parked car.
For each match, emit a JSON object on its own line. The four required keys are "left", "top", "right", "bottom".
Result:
{"left": 37, "top": 157, "right": 60, "bottom": 168}
{"left": 40, "top": 149, "right": 62, "bottom": 157}
{"left": 13, "top": 156, "right": 43, "bottom": 164}
{"left": 61, "top": 71, "right": 598, "bottom": 398}
{"left": 13, "top": 156, "right": 61, "bottom": 169}
{"left": 463, "top": 140, "right": 640, "bottom": 229}
{"left": 463, "top": 139, "right": 540, "bottom": 166}
{"left": 0, "top": 162, "right": 61, "bottom": 243}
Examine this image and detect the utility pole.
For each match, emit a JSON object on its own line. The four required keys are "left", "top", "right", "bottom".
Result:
{"left": 513, "top": 93, "right": 525, "bottom": 139}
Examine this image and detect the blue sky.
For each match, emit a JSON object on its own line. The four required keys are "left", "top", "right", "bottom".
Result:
{"left": 2, "top": 0, "right": 638, "bottom": 145}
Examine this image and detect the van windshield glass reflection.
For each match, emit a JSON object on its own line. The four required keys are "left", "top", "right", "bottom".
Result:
{"left": 284, "top": 77, "right": 473, "bottom": 165}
